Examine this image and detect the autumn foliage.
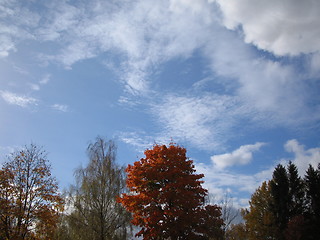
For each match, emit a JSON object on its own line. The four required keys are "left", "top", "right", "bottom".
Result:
{"left": 0, "top": 144, "right": 64, "bottom": 240}
{"left": 118, "top": 143, "right": 224, "bottom": 240}
{"left": 242, "top": 181, "right": 277, "bottom": 240}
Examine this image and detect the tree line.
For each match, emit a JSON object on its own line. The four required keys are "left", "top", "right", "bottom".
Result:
{"left": 226, "top": 162, "right": 320, "bottom": 240}
{"left": 0, "top": 137, "right": 319, "bottom": 239}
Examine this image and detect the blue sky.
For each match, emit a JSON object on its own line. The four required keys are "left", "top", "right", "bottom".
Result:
{"left": 1, "top": 0, "right": 320, "bottom": 207}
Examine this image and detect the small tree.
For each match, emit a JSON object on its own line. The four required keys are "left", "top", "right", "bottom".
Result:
{"left": 243, "top": 181, "right": 277, "bottom": 240}
{"left": 65, "top": 137, "right": 131, "bottom": 240}
{"left": 0, "top": 144, "right": 64, "bottom": 239}
{"left": 219, "top": 192, "right": 240, "bottom": 233}
{"left": 118, "top": 143, "right": 224, "bottom": 240}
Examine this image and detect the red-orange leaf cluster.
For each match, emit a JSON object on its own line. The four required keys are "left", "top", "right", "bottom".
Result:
{"left": 118, "top": 143, "right": 224, "bottom": 240}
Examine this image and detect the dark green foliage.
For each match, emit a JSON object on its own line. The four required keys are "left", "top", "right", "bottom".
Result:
{"left": 287, "top": 162, "right": 304, "bottom": 217}
{"left": 270, "top": 162, "right": 313, "bottom": 240}
{"left": 305, "top": 164, "right": 320, "bottom": 215}
{"left": 270, "top": 164, "right": 290, "bottom": 239}
{"left": 304, "top": 164, "right": 320, "bottom": 239}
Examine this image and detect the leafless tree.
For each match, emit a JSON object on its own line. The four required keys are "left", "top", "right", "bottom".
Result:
{"left": 207, "top": 192, "right": 241, "bottom": 235}
{"left": 220, "top": 192, "right": 241, "bottom": 233}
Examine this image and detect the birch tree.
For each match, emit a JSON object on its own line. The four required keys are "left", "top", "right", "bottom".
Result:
{"left": 65, "top": 137, "right": 131, "bottom": 240}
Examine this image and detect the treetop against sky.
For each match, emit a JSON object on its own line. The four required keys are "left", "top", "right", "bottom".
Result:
{"left": 0, "top": 0, "right": 319, "bottom": 207}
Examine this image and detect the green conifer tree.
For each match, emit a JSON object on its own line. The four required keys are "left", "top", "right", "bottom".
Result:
{"left": 304, "top": 164, "right": 320, "bottom": 239}
{"left": 287, "top": 161, "right": 304, "bottom": 217}
{"left": 270, "top": 164, "right": 290, "bottom": 239}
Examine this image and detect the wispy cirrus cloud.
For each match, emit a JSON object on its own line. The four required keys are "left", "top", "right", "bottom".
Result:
{"left": 151, "top": 94, "right": 239, "bottom": 149}
{"left": 91, "top": 0, "right": 317, "bottom": 149}
{"left": 28, "top": 74, "right": 51, "bottom": 91}
{"left": 51, "top": 104, "right": 69, "bottom": 112}
{"left": 35, "top": 0, "right": 215, "bottom": 94}
{"left": 0, "top": 0, "right": 40, "bottom": 57}
{"left": 0, "top": 145, "right": 16, "bottom": 162}
{"left": 39, "top": 74, "right": 50, "bottom": 85}
{"left": 28, "top": 83, "right": 40, "bottom": 91}
{"left": 0, "top": 90, "right": 38, "bottom": 107}
{"left": 118, "top": 131, "right": 156, "bottom": 152}
{"left": 1, "top": 0, "right": 319, "bottom": 151}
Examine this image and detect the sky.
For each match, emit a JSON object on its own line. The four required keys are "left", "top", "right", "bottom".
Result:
{"left": 1, "top": 0, "right": 320, "bottom": 207}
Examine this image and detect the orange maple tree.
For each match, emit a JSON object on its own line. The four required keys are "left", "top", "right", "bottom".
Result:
{"left": 0, "top": 144, "right": 64, "bottom": 240}
{"left": 118, "top": 143, "right": 224, "bottom": 240}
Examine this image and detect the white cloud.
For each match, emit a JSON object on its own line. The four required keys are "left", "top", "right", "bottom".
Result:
{"left": 118, "top": 131, "right": 154, "bottom": 152}
{"left": 27, "top": 74, "right": 50, "bottom": 92}
{"left": 0, "top": 91, "right": 38, "bottom": 107}
{"left": 35, "top": 0, "right": 215, "bottom": 94}
{"left": 0, "top": 35, "right": 16, "bottom": 57}
{"left": 39, "top": 74, "right": 50, "bottom": 85}
{"left": 211, "top": 142, "right": 265, "bottom": 169}
{"left": 214, "top": 0, "right": 320, "bottom": 56}
{"left": 196, "top": 162, "right": 265, "bottom": 200}
{"left": 121, "top": 63, "right": 150, "bottom": 95}
{"left": 196, "top": 139, "right": 320, "bottom": 207}
{"left": 204, "top": 27, "right": 320, "bottom": 127}
{"left": 309, "top": 52, "right": 320, "bottom": 78}
{"left": 118, "top": 96, "right": 136, "bottom": 106}
{"left": 284, "top": 139, "right": 320, "bottom": 175}
{"left": 44, "top": 0, "right": 319, "bottom": 147}
{"left": 51, "top": 41, "right": 98, "bottom": 69}
{"left": 0, "top": 145, "right": 16, "bottom": 164}
{"left": 51, "top": 104, "right": 69, "bottom": 112}
{"left": 1, "top": 0, "right": 319, "bottom": 141}
{"left": 0, "top": 0, "right": 39, "bottom": 57}
{"left": 118, "top": 131, "right": 171, "bottom": 153}
{"left": 152, "top": 94, "right": 239, "bottom": 149}
{"left": 35, "top": 1, "right": 81, "bottom": 42}
{"left": 29, "top": 83, "right": 40, "bottom": 91}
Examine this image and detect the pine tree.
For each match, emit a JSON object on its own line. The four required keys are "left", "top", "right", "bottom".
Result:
{"left": 287, "top": 161, "right": 304, "bottom": 218}
{"left": 284, "top": 162, "right": 306, "bottom": 240}
{"left": 270, "top": 164, "right": 290, "bottom": 239}
{"left": 304, "top": 164, "right": 320, "bottom": 239}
